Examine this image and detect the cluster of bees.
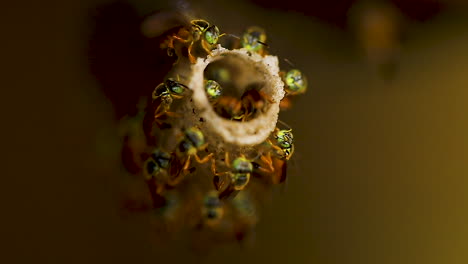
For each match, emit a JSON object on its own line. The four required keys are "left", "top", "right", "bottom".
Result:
{"left": 122, "top": 17, "right": 307, "bottom": 245}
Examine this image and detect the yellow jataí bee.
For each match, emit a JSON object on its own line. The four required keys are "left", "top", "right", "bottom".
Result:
{"left": 142, "top": 148, "right": 173, "bottom": 196}
{"left": 349, "top": 1, "right": 402, "bottom": 81}
{"left": 162, "top": 19, "right": 225, "bottom": 63}
{"left": 151, "top": 78, "right": 190, "bottom": 124}
{"left": 279, "top": 68, "right": 307, "bottom": 110}
{"left": 253, "top": 126, "right": 294, "bottom": 185}
{"left": 230, "top": 191, "right": 258, "bottom": 243}
{"left": 204, "top": 79, "right": 223, "bottom": 102}
{"left": 200, "top": 191, "right": 225, "bottom": 227}
{"left": 169, "top": 127, "right": 214, "bottom": 186}
{"left": 240, "top": 26, "right": 268, "bottom": 56}
{"left": 211, "top": 152, "right": 254, "bottom": 199}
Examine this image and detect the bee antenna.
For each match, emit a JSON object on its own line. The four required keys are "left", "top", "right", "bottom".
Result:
{"left": 257, "top": 40, "right": 269, "bottom": 47}
{"left": 284, "top": 58, "right": 295, "bottom": 67}
{"left": 226, "top": 33, "right": 240, "bottom": 40}
{"left": 277, "top": 119, "right": 292, "bottom": 130}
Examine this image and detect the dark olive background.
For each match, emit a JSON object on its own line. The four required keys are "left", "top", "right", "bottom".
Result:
{"left": 4, "top": 0, "right": 468, "bottom": 263}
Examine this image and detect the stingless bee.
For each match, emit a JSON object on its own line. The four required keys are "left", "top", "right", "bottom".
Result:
{"left": 279, "top": 69, "right": 307, "bottom": 110}
{"left": 211, "top": 152, "right": 253, "bottom": 199}
{"left": 201, "top": 191, "right": 225, "bottom": 227}
{"left": 204, "top": 79, "right": 223, "bottom": 101}
{"left": 151, "top": 77, "right": 190, "bottom": 125}
{"left": 169, "top": 127, "right": 213, "bottom": 186}
{"left": 162, "top": 19, "right": 225, "bottom": 63}
{"left": 253, "top": 126, "right": 294, "bottom": 185}
{"left": 241, "top": 26, "right": 268, "bottom": 56}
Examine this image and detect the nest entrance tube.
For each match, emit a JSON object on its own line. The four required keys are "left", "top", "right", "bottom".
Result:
{"left": 188, "top": 46, "right": 285, "bottom": 146}
{"left": 204, "top": 53, "right": 264, "bottom": 98}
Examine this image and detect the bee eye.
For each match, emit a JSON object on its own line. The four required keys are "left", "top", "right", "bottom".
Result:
{"left": 170, "top": 85, "right": 185, "bottom": 94}
{"left": 204, "top": 26, "right": 220, "bottom": 45}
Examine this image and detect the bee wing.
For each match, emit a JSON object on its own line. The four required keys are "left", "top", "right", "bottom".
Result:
{"left": 272, "top": 158, "right": 287, "bottom": 184}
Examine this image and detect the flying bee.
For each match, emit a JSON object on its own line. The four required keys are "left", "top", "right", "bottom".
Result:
{"left": 204, "top": 79, "right": 223, "bottom": 101}
{"left": 170, "top": 127, "right": 213, "bottom": 186}
{"left": 279, "top": 69, "right": 307, "bottom": 110}
{"left": 201, "top": 191, "right": 224, "bottom": 227}
{"left": 162, "top": 19, "right": 225, "bottom": 63}
{"left": 151, "top": 78, "right": 190, "bottom": 125}
{"left": 142, "top": 148, "right": 173, "bottom": 195}
{"left": 230, "top": 191, "right": 258, "bottom": 242}
{"left": 241, "top": 26, "right": 268, "bottom": 56}
{"left": 211, "top": 153, "right": 253, "bottom": 199}
{"left": 253, "top": 126, "right": 294, "bottom": 185}
{"left": 349, "top": 1, "right": 402, "bottom": 81}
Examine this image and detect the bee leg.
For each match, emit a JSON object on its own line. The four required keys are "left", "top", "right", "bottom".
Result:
{"left": 211, "top": 159, "right": 219, "bottom": 175}
{"left": 195, "top": 152, "right": 214, "bottom": 164}
{"left": 201, "top": 40, "right": 213, "bottom": 56}
{"left": 188, "top": 42, "right": 197, "bottom": 64}
{"left": 183, "top": 155, "right": 192, "bottom": 171}
{"left": 165, "top": 111, "right": 182, "bottom": 118}
{"left": 224, "top": 152, "right": 231, "bottom": 167}
{"left": 260, "top": 153, "right": 275, "bottom": 173}
{"left": 172, "top": 34, "right": 188, "bottom": 43}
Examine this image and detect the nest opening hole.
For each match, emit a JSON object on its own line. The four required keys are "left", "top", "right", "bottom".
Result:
{"left": 203, "top": 54, "right": 272, "bottom": 122}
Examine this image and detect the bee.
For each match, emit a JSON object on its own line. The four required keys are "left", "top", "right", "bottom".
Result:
{"left": 253, "top": 127, "right": 294, "bottom": 185}
{"left": 162, "top": 19, "right": 225, "bottom": 63}
{"left": 142, "top": 148, "right": 172, "bottom": 195}
{"left": 349, "top": 1, "right": 402, "bottom": 81}
{"left": 151, "top": 78, "right": 190, "bottom": 125}
{"left": 170, "top": 127, "right": 214, "bottom": 186}
{"left": 201, "top": 191, "right": 224, "bottom": 227}
{"left": 279, "top": 69, "right": 307, "bottom": 110}
{"left": 230, "top": 191, "right": 258, "bottom": 242}
{"left": 211, "top": 153, "right": 253, "bottom": 199}
{"left": 240, "top": 26, "right": 268, "bottom": 56}
{"left": 204, "top": 79, "right": 223, "bottom": 101}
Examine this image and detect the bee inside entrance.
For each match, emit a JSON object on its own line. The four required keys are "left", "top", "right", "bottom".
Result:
{"left": 203, "top": 54, "right": 271, "bottom": 122}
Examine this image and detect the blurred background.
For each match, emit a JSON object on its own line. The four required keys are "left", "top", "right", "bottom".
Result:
{"left": 5, "top": 0, "right": 468, "bottom": 263}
